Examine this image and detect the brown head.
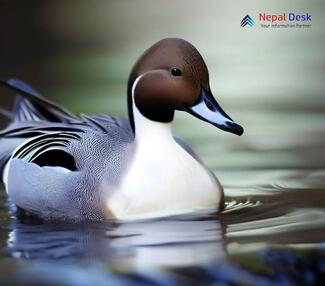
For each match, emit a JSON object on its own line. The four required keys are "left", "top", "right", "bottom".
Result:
{"left": 127, "top": 38, "right": 243, "bottom": 136}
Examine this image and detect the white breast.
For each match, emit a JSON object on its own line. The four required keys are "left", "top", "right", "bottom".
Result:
{"left": 107, "top": 131, "right": 221, "bottom": 220}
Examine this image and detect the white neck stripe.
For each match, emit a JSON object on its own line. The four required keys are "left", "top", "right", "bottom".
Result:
{"left": 131, "top": 75, "right": 143, "bottom": 100}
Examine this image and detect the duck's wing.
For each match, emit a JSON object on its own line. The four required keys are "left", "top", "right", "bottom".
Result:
{"left": 0, "top": 79, "right": 135, "bottom": 220}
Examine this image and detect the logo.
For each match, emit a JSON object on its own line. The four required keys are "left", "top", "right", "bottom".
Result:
{"left": 240, "top": 13, "right": 312, "bottom": 29}
{"left": 240, "top": 15, "right": 255, "bottom": 27}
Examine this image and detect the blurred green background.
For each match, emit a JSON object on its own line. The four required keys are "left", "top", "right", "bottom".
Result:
{"left": 1, "top": 0, "right": 325, "bottom": 173}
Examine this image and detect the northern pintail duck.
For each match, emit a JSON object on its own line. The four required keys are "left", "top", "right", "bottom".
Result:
{"left": 0, "top": 38, "right": 243, "bottom": 221}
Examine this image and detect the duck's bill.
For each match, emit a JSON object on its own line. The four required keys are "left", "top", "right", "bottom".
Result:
{"left": 184, "top": 88, "right": 244, "bottom": 136}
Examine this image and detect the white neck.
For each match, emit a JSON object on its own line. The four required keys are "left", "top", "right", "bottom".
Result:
{"left": 131, "top": 76, "right": 173, "bottom": 142}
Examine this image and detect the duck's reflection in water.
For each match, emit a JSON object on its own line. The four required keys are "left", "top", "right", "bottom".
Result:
{"left": 6, "top": 214, "right": 225, "bottom": 269}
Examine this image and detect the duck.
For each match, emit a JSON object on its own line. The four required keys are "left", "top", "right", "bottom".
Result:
{"left": 0, "top": 38, "right": 243, "bottom": 221}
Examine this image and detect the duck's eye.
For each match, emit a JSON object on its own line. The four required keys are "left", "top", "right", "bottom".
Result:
{"left": 171, "top": 68, "right": 182, "bottom": 77}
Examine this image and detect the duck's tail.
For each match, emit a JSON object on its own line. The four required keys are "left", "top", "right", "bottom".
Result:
{"left": 0, "top": 79, "right": 79, "bottom": 124}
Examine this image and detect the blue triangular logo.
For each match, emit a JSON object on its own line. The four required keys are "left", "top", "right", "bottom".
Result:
{"left": 240, "top": 15, "right": 255, "bottom": 27}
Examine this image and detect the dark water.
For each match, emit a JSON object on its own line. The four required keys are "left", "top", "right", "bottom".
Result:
{"left": 1, "top": 193, "right": 325, "bottom": 286}
{"left": 0, "top": 110, "right": 325, "bottom": 285}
